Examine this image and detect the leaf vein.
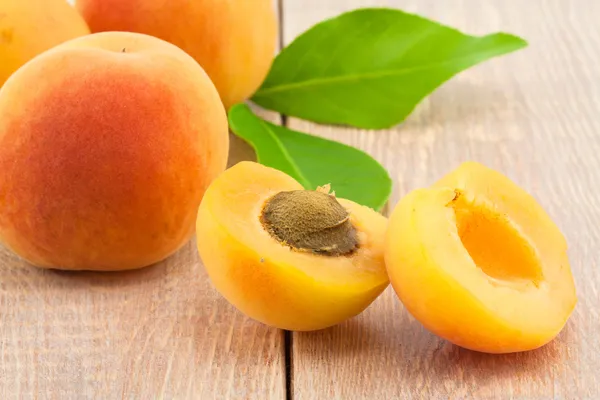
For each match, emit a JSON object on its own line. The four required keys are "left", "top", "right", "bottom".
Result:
{"left": 255, "top": 119, "right": 312, "bottom": 188}
{"left": 255, "top": 43, "right": 521, "bottom": 97}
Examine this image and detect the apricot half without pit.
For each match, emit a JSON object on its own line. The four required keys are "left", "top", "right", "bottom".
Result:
{"left": 196, "top": 162, "right": 389, "bottom": 331}
{"left": 385, "top": 162, "right": 577, "bottom": 354}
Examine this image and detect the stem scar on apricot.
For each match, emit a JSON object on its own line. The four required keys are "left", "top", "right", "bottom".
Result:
{"left": 449, "top": 188, "right": 462, "bottom": 204}
{"left": 260, "top": 184, "right": 358, "bottom": 256}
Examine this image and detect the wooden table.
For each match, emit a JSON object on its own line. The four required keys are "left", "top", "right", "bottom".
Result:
{"left": 2, "top": 0, "right": 599, "bottom": 398}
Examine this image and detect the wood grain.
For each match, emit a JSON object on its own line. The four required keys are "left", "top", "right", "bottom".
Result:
{"left": 2, "top": 0, "right": 599, "bottom": 398}
{"left": 0, "top": 241, "right": 285, "bottom": 399}
{"left": 0, "top": 3, "right": 284, "bottom": 400}
{"left": 283, "top": 0, "right": 600, "bottom": 399}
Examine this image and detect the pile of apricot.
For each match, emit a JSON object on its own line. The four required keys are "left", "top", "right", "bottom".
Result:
{"left": 0, "top": 0, "right": 577, "bottom": 355}
{"left": 0, "top": 0, "right": 276, "bottom": 269}
{"left": 195, "top": 161, "right": 577, "bottom": 354}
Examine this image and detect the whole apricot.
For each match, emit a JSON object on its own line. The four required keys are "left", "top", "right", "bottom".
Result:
{"left": 385, "top": 162, "right": 577, "bottom": 353}
{"left": 0, "top": 0, "right": 90, "bottom": 87}
{"left": 196, "top": 162, "right": 389, "bottom": 331}
{"left": 75, "top": 0, "right": 278, "bottom": 109}
{"left": 0, "top": 31, "right": 229, "bottom": 271}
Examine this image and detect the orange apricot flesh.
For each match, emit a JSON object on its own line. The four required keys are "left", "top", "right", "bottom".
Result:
{"left": 196, "top": 162, "right": 389, "bottom": 331}
{"left": 385, "top": 162, "right": 577, "bottom": 353}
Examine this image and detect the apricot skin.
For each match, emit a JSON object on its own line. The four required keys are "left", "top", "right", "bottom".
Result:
{"left": 385, "top": 162, "right": 577, "bottom": 354}
{"left": 196, "top": 162, "right": 389, "bottom": 331}
{"left": 0, "top": 0, "right": 90, "bottom": 87}
{"left": 0, "top": 32, "right": 229, "bottom": 271}
{"left": 75, "top": 0, "right": 278, "bottom": 109}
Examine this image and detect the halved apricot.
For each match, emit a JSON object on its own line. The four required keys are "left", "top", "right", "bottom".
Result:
{"left": 196, "top": 161, "right": 389, "bottom": 331}
{"left": 385, "top": 162, "right": 577, "bottom": 353}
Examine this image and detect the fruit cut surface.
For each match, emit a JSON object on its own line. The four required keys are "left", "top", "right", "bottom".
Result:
{"left": 196, "top": 162, "right": 389, "bottom": 331}
{"left": 385, "top": 162, "right": 577, "bottom": 353}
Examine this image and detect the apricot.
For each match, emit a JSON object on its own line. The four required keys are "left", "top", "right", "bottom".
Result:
{"left": 0, "top": 31, "right": 229, "bottom": 271}
{"left": 385, "top": 162, "right": 577, "bottom": 353}
{"left": 0, "top": 0, "right": 90, "bottom": 87}
{"left": 75, "top": 0, "right": 278, "bottom": 109}
{"left": 196, "top": 162, "right": 389, "bottom": 331}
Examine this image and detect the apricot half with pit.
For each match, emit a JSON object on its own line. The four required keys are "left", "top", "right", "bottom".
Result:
{"left": 196, "top": 162, "right": 389, "bottom": 331}
{"left": 385, "top": 162, "right": 577, "bottom": 353}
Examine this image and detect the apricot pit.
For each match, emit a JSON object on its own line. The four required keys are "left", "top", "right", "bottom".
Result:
{"left": 196, "top": 162, "right": 389, "bottom": 331}
{"left": 385, "top": 162, "right": 577, "bottom": 353}
{"left": 261, "top": 187, "right": 358, "bottom": 256}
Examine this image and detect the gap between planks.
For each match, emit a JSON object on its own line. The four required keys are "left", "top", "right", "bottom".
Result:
{"left": 276, "top": 1, "right": 295, "bottom": 400}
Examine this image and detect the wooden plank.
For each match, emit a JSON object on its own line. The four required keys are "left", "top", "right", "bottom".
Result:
{"left": 0, "top": 3, "right": 285, "bottom": 400}
{"left": 284, "top": 0, "right": 600, "bottom": 398}
{"left": 0, "top": 241, "right": 285, "bottom": 399}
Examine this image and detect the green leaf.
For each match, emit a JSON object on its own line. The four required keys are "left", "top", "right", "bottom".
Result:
{"left": 252, "top": 8, "right": 527, "bottom": 129}
{"left": 228, "top": 104, "right": 392, "bottom": 211}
